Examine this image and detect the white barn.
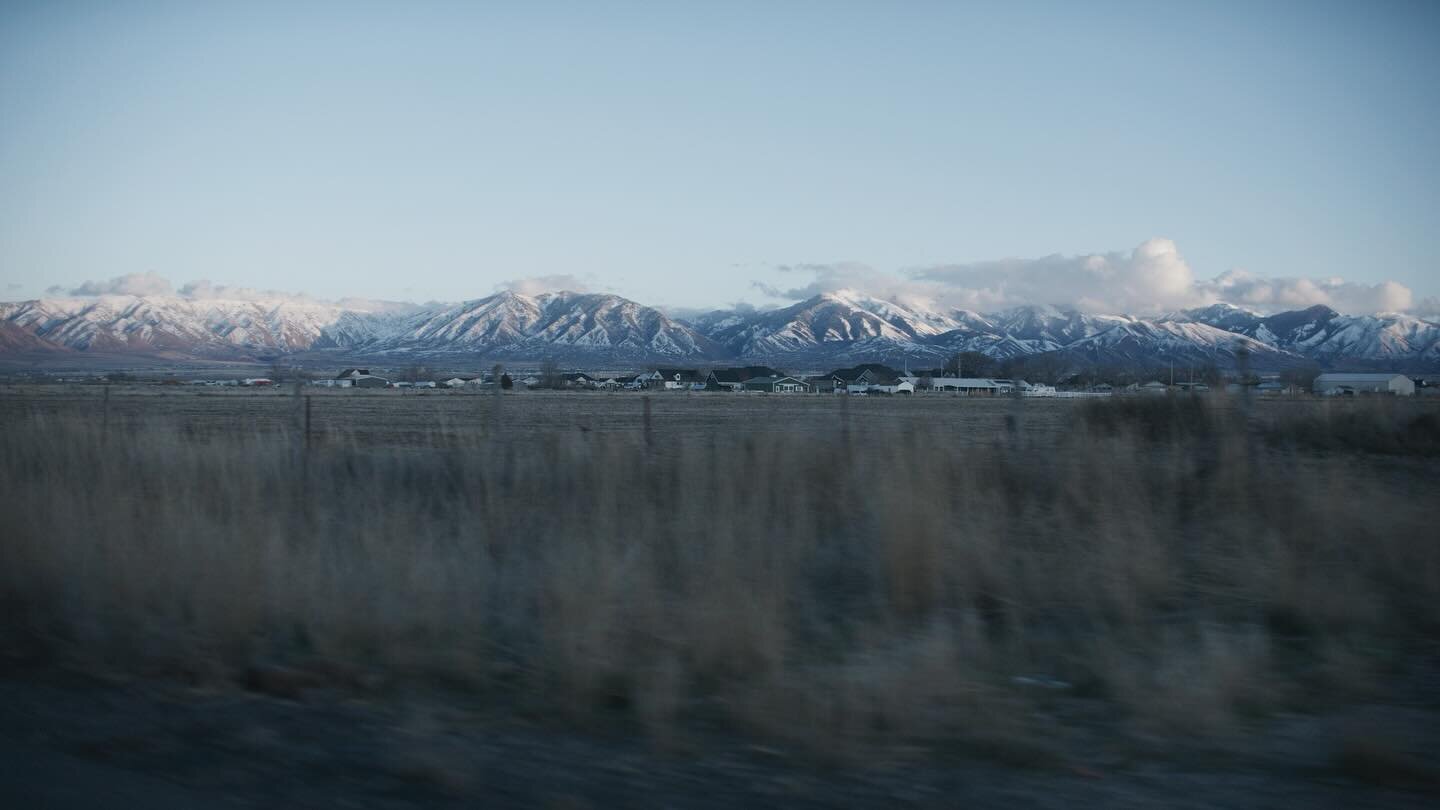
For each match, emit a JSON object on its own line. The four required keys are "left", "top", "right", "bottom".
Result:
{"left": 1313, "top": 373, "right": 1415, "bottom": 397}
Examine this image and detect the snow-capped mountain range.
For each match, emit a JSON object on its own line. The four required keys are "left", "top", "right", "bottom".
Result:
{"left": 2, "top": 289, "right": 1437, "bottom": 370}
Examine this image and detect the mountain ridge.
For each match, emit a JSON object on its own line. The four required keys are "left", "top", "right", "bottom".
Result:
{"left": 3, "top": 289, "right": 1437, "bottom": 370}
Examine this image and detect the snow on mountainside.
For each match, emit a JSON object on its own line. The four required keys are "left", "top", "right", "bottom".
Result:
{"left": 1178, "top": 303, "right": 1440, "bottom": 364}
{"left": 2, "top": 287, "right": 1437, "bottom": 368}
{"left": 698, "top": 291, "right": 991, "bottom": 361}
{"left": 0, "top": 295, "right": 372, "bottom": 358}
{"left": 318, "top": 291, "right": 726, "bottom": 361}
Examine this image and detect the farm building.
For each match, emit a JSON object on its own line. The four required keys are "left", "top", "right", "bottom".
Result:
{"left": 1255, "top": 381, "right": 1296, "bottom": 395}
{"left": 1313, "top": 373, "right": 1415, "bottom": 396}
{"left": 351, "top": 375, "right": 389, "bottom": 388}
{"left": 742, "top": 375, "right": 812, "bottom": 393}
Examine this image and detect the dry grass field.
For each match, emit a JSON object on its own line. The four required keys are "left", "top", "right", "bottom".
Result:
{"left": 3, "top": 385, "right": 1439, "bottom": 803}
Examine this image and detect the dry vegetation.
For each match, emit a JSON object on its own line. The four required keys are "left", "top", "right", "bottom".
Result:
{"left": 2, "top": 388, "right": 1438, "bottom": 761}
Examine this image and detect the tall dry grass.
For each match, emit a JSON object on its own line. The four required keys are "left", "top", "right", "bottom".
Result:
{"left": 2, "top": 394, "right": 1437, "bottom": 756}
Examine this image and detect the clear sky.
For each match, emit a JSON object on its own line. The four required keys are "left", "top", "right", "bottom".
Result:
{"left": 2, "top": 0, "right": 1437, "bottom": 314}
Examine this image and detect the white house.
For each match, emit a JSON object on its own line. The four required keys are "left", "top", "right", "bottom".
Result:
{"left": 909, "top": 377, "right": 1010, "bottom": 395}
{"left": 1313, "top": 373, "right": 1415, "bottom": 396}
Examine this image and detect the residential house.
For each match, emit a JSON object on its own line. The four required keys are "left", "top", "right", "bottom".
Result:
{"left": 905, "top": 376, "right": 1008, "bottom": 395}
{"left": 705, "top": 366, "right": 783, "bottom": 391}
{"left": 641, "top": 369, "right": 704, "bottom": 390}
{"left": 742, "top": 375, "right": 812, "bottom": 393}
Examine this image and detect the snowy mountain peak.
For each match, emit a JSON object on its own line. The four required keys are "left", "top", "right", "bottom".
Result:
{"left": 2, "top": 289, "right": 1436, "bottom": 369}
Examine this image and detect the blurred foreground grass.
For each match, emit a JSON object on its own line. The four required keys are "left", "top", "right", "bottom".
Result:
{"left": 3, "top": 391, "right": 1437, "bottom": 760}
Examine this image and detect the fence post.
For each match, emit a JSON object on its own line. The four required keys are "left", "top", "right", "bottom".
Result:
{"left": 491, "top": 364, "right": 505, "bottom": 438}
{"left": 642, "top": 395, "right": 653, "bottom": 450}
{"left": 101, "top": 383, "right": 111, "bottom": 446}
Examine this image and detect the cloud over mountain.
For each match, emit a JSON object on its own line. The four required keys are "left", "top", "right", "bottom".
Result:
{"left": 496, "top": 274, "right": 596, "bottom": 296}
{"left": 65, "top": 272, "right": 175, "bottom": 297}
{"left": 760, "top": 239, "right": 1428, "bottom": 317}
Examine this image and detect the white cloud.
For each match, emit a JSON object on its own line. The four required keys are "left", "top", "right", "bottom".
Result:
{"left": 495, "top": 274, "right": 595, "bottom": 296}
{"left": 178, "top": 280, "right": 317, "bottom": 303}
{"left": 1200, "top": 270, "right": 1414, "bottom": 314}
{"left": 906, "top": 238, "right": 1202, "bottom": 315}
{"left": 69, "top": 272, "right": 174, "bottom": 297}
{"left": 761, "top": 239, "right": 1431, "bottom": 317}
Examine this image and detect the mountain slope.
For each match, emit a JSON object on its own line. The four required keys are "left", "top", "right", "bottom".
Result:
{"left": 0, "top": 295, "right": 361, "bottom": 359}
{"left": 318, "top": 291, "right": 726, "bottom": 361}
{"left": 1180, "top": 304, "right": 1440, "bottom": 365}
{"left": 4, "top": 288, "right": 1437, "bottom": 369}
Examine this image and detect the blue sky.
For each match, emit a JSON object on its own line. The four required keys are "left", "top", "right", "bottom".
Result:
{"left": 2, "top": 0, "right": 1437, "bottom": 314}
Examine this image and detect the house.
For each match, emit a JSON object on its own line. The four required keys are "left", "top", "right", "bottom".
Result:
{"left": 641, "top": 369, "right": 704, "bottom": 390}
{"left": 806, "top": 375, "right": 845, "bottom": 394}
{"left": 560, "top": 372, "right": 596, "bottom": 388}
{"left": 336, "top": 368, "right": 389, "bottom": 388}
{"left": 440, "top": 377, "right": 473, "bottom": 388}
{"left": 910, "top": 376, "right": 1008, "bottom": 395}
{"left": 1313, "top": 373, "right": 1415, "bottom": 396}
{"left": 742, "top": 375, "right": 812, "bottom": 393}
{"left": 241, "top": 378, "right": 274, "bottom": 386}
{"left": 829, "top": 364, "right": 902, "bottom": 388}
{"left": 1139, "top": 381, "right": 1170, "bottom": 394}
{"left": 705, "top": 366, "right": 783, "bottom": 391}
{"left": 871, "top": 379, "right": 915, "bottom": 395}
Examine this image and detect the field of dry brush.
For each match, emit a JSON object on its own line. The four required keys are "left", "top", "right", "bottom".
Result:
{"left": 2, "top": 386, "right": 1438, "bottom": 804}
